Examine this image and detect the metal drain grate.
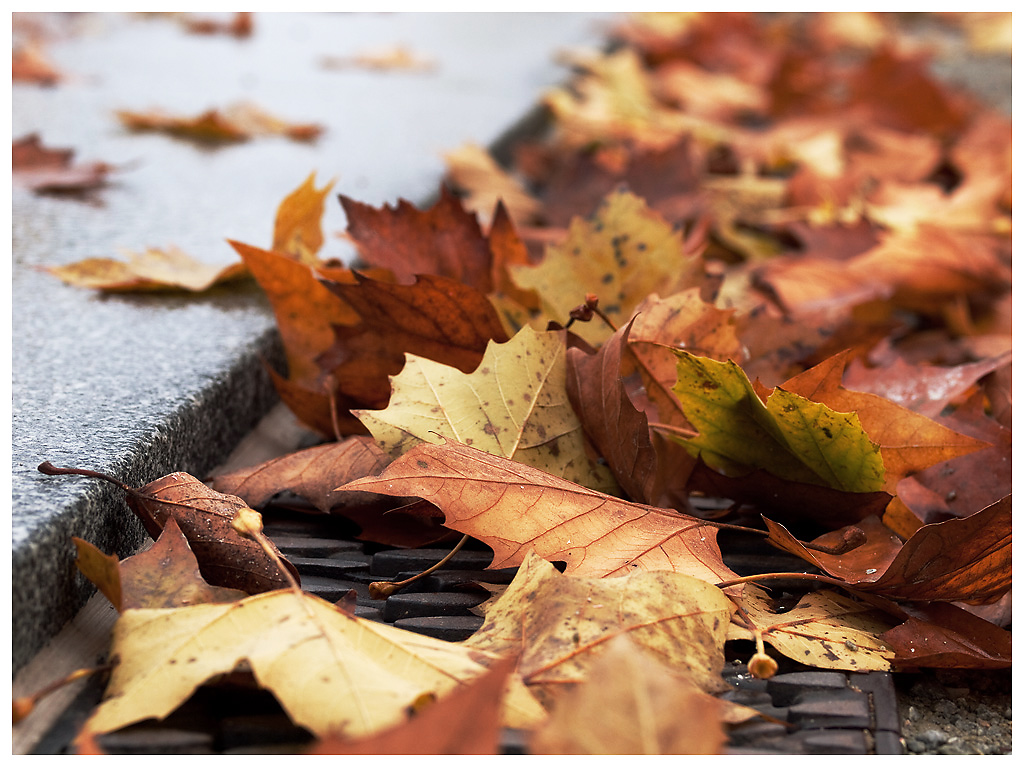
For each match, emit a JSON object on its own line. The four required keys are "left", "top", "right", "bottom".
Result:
{"left": 32, "top": 510, "right": 904, "bottom": 754}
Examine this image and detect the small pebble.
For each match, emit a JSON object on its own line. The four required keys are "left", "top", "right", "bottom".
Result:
{"left": 918, "top": 729, "right": 948, "bottom": 748}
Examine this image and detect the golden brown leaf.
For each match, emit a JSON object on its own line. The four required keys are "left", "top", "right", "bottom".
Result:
{"left": 82, "top": 590, "right": 545, "bottom": 740}
{"left": 463, "top": 553, "right": 732, "bottom": 696}
{"left": 44, "top": 246, "right": 248, "bottom": 293}
{"left": 116, "top": 101, "right": 323, "bottom": 144}
{"left": 355, "top": 326, "right": 617, "bottom": 493}
{"left": 272, "top": 173, "right": 334, "bottom": 265}
{"left": 340, "top": 440, "right": 741, "bottom": 586}
{"left": 530, "top": 635, "right": 728, "bottom": 755}
{"left": 210, "top": 436, "right": 390, "bottom": 513}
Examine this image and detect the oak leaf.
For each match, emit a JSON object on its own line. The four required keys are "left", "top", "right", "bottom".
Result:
{"left": 463, "top": 553, "right": 732, "bottom": 696}
{"left": 727, "top": 585, "right": 895, "bottom": 672}
{"left": 669, "top": 351, "right": 886, "bottom": 493}
{"left": 355, "top": 326, "right": 617, "bottom": 493}
{"left": 530, "top": 635, "right": 728, "bottom": 755}
{"left": 74, "top": 519, "right": 247, "bottom": 611}
{"left": 782, "top": 351, "right": 990, "bottom": 490}
{"left": 340, "top": 440, "right": 741, "bottom": 587}
{"left": 510, "top": 189, "right": 704, "bottom": 347}
{"left": 45, "top": 246, "right": 248, "bottom": 293}
{"left": 81, "top": 590, "right": 545, "bottom": 740}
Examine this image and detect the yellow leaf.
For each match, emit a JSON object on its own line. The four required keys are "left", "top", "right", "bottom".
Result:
{"left": 464, "top": 553, "right": 732, "bottom": 697}
{"left": 728, "top": 585, "right": 895, "bottom": 672}
{"left": 509, "top": 189, "right": 703, "bottom": 347}
{"left": 84, "top": 590, "right": 545, "bottom": 740}
{"left": 354, "top": 326, "right": 617, "bottom": 493}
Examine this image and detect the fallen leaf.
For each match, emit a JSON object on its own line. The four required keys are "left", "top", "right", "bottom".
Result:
{"left": 317, "top": 271, "right": 509, "bottom": 410}
{"left": 355, "top": 326, "right": 617, "bottom": 493}
{"left": 727, "top": 585, "right": 895, "bottom": 672}
{"left": 44, "top": 246, "right": 248, "bottom": 293}
{"left": 182, "top": 12, "right": 252, "bottom": 38}
{"left": 669, "top": 351, "right": 886, "bottom": 492}
{"left": 116, "top": 100, "right": 323, "bottom": 144}
{"left": 566, "top": 318, "right": 663, "bottom": 504}
{"left": 510, "top": 189, "right": 704, "bottom": 346}
{"left": 320, "top": 45, "right": 437, "bottom": 72}
{"left": 842, "top": 350, "right": 1012, "bottom": 419}
{"left": 530, "top": 635, "right": 728, "bottom": 754}
{"left": 443, "top": 143, "right": 541, "bottom": 228}
{"left": 210, "top": 437, "right": 390, "bottom": 514}
{"left": 765, "top": 496, "right": 1011, "bottom": 604}
{"left": 881, "top": 601, "right": 1012, "bottom": 669}
{"left": 230, "top": 241, "right": 359, "bottom": 389}
{"left": 782, "top": 350, "right": 991, "bottom": 490}
{"left": 340, "top": 440, "right": 741, "bottom": 587}
{"left": 81, "top": 590, "right": 545, "bottom": 740}
{"left": 13, "top": 134, "right": 115, "bottom": 194}
{"left": 272, "top": 173, "right": 335, "bottom": 265}
{"left": 75, "top": 519, "right": 248, "bottom": 611}
{"left": 12, "top": 42, "right": 62, "bottom": 85}
{"left": 463, "top": 552, "right": 732, "bottom": 696}
{"left": 340, "top": 187, "right": 494, "bottom": 293}
{"left": 309, "top": 656, "right": 515, "bottom": 755}
{"left": 38, "top": 462, "right": 298, "bottom": 594}
{"left": 624, "top": 289, "right": 745, "bottom": 428}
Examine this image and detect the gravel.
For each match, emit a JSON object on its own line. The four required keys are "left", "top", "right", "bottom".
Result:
{"left": 895, "top": 667, "right": 1012, "bottom": 755}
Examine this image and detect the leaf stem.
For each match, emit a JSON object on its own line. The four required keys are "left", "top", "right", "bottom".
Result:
{"left": 37, "top": 462, "right": 131, "bottom": 493}
{"left": 716, "top": 571, "right": 850, "bottom": 590}
{"left": 648, "top": 422, "right": 699, "bottom": 440}
{"left": 369, "top": 534, "right": 470, "bottom": 599}
{"left": 13, "top": 663, "right": 113, "bottom": 724}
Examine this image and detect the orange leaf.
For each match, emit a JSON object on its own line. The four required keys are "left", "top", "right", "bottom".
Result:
{"left": 272, "top": 173, "right": 335, "bottom": 265}
{"left": 340, "top": 440, "right": 740, "bottom": 587}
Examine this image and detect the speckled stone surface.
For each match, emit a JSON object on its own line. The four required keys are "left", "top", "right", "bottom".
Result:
{"left": 12, "top": 11, "right": 618, "bottom": 672}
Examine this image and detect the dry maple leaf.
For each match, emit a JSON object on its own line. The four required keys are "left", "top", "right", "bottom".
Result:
{"left": 340, "top": 440, "right": 741, "bottom": 587}
{"left": 317, "top": 271, "right": 510, "bottom": 409}
{"left": 38, "top": 462, "right": 297, "bottom": 594}
{"left": 116, "top": 101, "right": 323, "bottom": 144}
{"left": 727, "top": 585, "right": 896, "bottom": 673}
{"left": 443, "top": 143, "right": 542, "bottom": 228}
{"left": 880, "top": 601, "right": 1012, "bottom": 670}
{"left": 272, "top": 172, "right": 335, "bottom": 265}
{"left": 320, "top": 44, "right": 437, "bottom": 72}
{"left": 355, "top": 325, "right": 618, "bottom": 493}
{"left": 44, "top": 246, "right": 249, "bottom": 293}
{"left": 74, "top": 519, "right": 247, "bottom": 611}
{"left": 81, "top": 590, "right": 545, "bottom": 741}
{"left": 12, "top": 42, "right": 62, "bottom": 85}
{"left": 309, "top": 656, "right": 515, "bottom": 755}
{"left": 13, "top": 134, "right": 115, "bottom": 194}
{"left": 463, "top": 552, "right": 732, "bottom": 697}
{"left": 781, "top": 351, "right": 991, "bottom": 491}
{"left": 209, "top": 436, "right": 390, "bottom": 514}
{"left": 340, "top": 187, "right": 495, "bottom": 292}
{"left": 510, "top": 189, "right": 705, "bottom": 347}
{"left": 530, "top": 635, "right": 729, "bottom": 755}
{"left": 764, "top": 495, "right": 1011, "bottom": 604}
{"left": 229, "top": 241, "right": 359, "bottom": 388}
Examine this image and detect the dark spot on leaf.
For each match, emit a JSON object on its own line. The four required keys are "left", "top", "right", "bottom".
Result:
{"left": 602, "top": 272, "right": 614, "bottom": 284}
{"left": 483, "top": 423, "right": 499, "bottom": 436}
{"left": 416, "top": 460, "right": 429, "bottom": 469}
{"left": 822, "top": 426, "right": 833, "bottom": 439}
